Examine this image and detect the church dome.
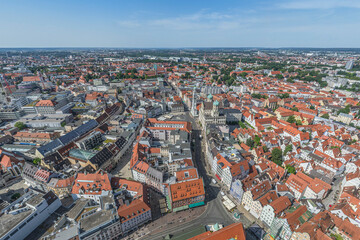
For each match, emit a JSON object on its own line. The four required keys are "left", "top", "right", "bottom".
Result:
{"left": 213, "top": 100, "right": 219, "bottom": 106}
{"left": 207, "top": 94, "right": 213, "bottom": 100}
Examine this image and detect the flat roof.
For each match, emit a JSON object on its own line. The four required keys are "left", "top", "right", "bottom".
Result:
{"left": 79, "top": 210, "right": 115, "bottom": 232}
{"left": 0, "top": 209, "right": 33, "bottom": 237}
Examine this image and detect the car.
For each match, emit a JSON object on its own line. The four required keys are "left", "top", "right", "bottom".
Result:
{"left": 220, "top": 191, "right": 225, "bottom": 196}
{"left": 212, "top": 178, "right": 217, "bottom": 184}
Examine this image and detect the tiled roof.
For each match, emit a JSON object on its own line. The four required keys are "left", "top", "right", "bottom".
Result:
{"left": 188, "top": 222, "right": 246, "bottom": 240}
{"left": 169, "top": 178, "right": 205, "bottom": 202}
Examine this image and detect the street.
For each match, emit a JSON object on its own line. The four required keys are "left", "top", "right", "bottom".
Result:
{"left": 145, "top": 111, "right": 244, "bottom": 240}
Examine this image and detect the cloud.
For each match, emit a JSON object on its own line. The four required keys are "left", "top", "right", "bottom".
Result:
{"left": 278, "top": 0, "right": 360, "bottom": 10}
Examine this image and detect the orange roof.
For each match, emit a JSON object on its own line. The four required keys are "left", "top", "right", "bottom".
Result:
{"left": 170, "top": 178, "right": 205, "bottom": 202}
{"left": 14, "top": 131, "right": 53, "bottom": 139}
{"left": 118, "top": 199, "right": 151, "bottom": 223}
{"left": 188, "top": 222, "right": 246, "bottom": 240}
{"left": 36, "top": 100, "right": 54, "bottom": 107}
{"left": 23, "top": 76, "right": 40, "bottom": 82}
{"left": 270, "top": 196, "right": 291, "bottom": 215}
{"left": 175, "top": 168, "right": 198, "bottom": 182}
{"left": 72, "top": 170, "right": 111, "bottom": 195}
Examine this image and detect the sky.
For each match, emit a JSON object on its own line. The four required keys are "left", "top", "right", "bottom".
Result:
{"left": 0, "top": 0, "right": 359, "bottom": 48}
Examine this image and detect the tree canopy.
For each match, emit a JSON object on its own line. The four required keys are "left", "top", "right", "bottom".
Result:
{"left": 14, "top": 121, "right": 26, "bottom": 130}
{"left": 271, "top": 148, "right": 283, "bottom": 166}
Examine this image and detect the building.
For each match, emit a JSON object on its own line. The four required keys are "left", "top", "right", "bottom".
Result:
{"left": 260, "top": 196, "right": 292, "bottom": 227}
{"left": 47, "top": 176, "right": 75, "bottom": 198}
{"left": 76, "top": 131, "right": 104, "bottom": 150}
{"left": 0, "top": 189, "right": 62, "bottom": 240}
{"left": 71, "top": 170, "right": 112, "bottom": 203}
{"left": 198, "top": 94, "right": 226, "bottom": 127}
{"left": 345, "top": 60, "right": 354, "bottom": 70}
{"left": 167, "top": 178, "right": 205, "bottom": 212}
{"left": 0, "top": 107, "right": 25, "bottom": 121}
{"left": 13, "top": 131, "right": 59, "bottom": 143}
{"left": 338, "top": 113, "right": 353, "bottom": 125}
{"left": 16, "top": 113, "right": 73, "bottom": 128}
{"left": 270, "top": 205, "right": 313, "bottom": 240}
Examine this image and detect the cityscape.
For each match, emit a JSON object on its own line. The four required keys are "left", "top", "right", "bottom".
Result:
{"left": 1, "top": 1, "right": 360, "bottom": 240}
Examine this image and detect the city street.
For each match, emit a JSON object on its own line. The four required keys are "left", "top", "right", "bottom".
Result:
{"left": 144, "top": 111, "right": 249, "bottom": 240}
{"left": 323, "top": 175, "right": 344, "bottom": 209}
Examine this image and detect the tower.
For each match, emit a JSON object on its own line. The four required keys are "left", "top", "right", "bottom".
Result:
{"left": 212, "top": 100, "right": 219, "bottom": 117}
{"left": 191, "top": 87, "right": 197, "bottom": 117}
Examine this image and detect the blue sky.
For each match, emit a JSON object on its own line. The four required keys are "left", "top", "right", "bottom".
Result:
{"left": 0, "top": 0, "right": 359, "bottom": 48}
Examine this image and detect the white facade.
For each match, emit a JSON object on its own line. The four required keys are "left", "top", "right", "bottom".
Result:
{"left": 121, "top": 209, "right": 152, "bottom": 233}
{"left": 260, "top": 205, "right": 276, "bottom": 227}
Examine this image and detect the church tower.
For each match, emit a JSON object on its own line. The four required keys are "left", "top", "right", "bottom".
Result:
{"left": 212, "top": 100, "right": 219, "bottom": 117}
{"left": 191, "top": 87, "right": 197, "bottom": 116}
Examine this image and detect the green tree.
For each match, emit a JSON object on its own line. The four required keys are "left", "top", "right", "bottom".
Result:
{"left": 291, "top": 107, "right": 299, "bottom": 112}
{"left": 11, "top": 193, "right": 21, "bottom": 200}
{"left": 275, "top": 74, "right": 284, "bottom": 79}
{"left": 33, "top": 158, "right": 41, "bottom": 165}
{"left": 254, "top": 135, "right": 261, "bottom": 147}
{"left": 246, "top": 138, "right": 255, "bottom": 149}
{"left": 287, "top": 115, "right": 296, "bottom": 124}
{"left": 262, "top": 145, "right": 269, "bottom": 153}
{"left": 338, "top": 105, "right": 351, "bottom": 115}
{"left": 286, "top": 165, "right": 296, "bottom": 174}
{"left": 296, "top": 120, "right": 303, "bottom": 126}
{"left": 321, "top": 113, "right": 330, "bottom": 119}
{"left": 284, "top": 144, "right": 293, "bottom": 156}
{"left": 278, "top": 93, "right": 290, "bottom": 99}
{"left": 310, "top": 105, "right": 315, "bottom": 110}
{"left": 271, "top": 148, "right": 283, "bottom": 166}
{"left": 14, "top": 121, "right": 26, "bottom": 130}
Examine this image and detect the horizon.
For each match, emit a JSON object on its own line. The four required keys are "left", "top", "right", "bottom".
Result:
{"left": 1, "top": 0, "right": 360, "bottom": 48}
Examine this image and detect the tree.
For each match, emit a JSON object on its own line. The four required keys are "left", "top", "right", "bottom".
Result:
{"left": 271, "top": 148, "right": 283, "bottom": 166}
{"left": 310, "top": 105, "right": 315, "bottom": 110}
{"left": 14, "top": 121, "right": 26, "bottom": 130}
{"left": 254, "top": 135, "right": 261, "bottom": 147}
{"left": 290, "top": 107, "right": 299, "bottom": 112}
{"left": 275, "top": 74, "right": 284, "bottom": 79}
{"left": 11, "top": 193, "right": 21, "bottom": 201}
{"left": 284, "top": 144, "right": 293, "bottom": 156}
{"left": 296, "top": 120, "right": 303, "bottom": 126}
{"left": 33, "top": 158, "right": 41, "bottom": 165}
{"left": 287, "top": 115, "right": 296, "bottom": 124}
{"left": 246, "top": 138, "right": 255, "bottom": 149}
{"left": 278, "top": 93, "right": 290, "bottom": 99}
{"left": 338, "top": 105, "right": 351, "bottom": 115}
{"left": 262, "top": 145, "right": 269, "bottom": 153}
{"left": 286, "top": 165, "right": 296, "bottom": 174}
{"left": 321, "top": 113, "right": 330, "bottom": 119}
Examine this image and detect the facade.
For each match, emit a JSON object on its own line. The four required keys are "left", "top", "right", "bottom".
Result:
{"left": 230, "top": 179, "right": 244, "bottom": 204}
{"left": 260, "top": 196, "right": 292, "bottom": 227}
{"left": 198, "top": 95, "right": 226, "bottom": 127}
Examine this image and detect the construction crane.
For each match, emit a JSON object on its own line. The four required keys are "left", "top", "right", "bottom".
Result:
{"left": 1, "top": 73, "right": 12, "bottom": 94}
